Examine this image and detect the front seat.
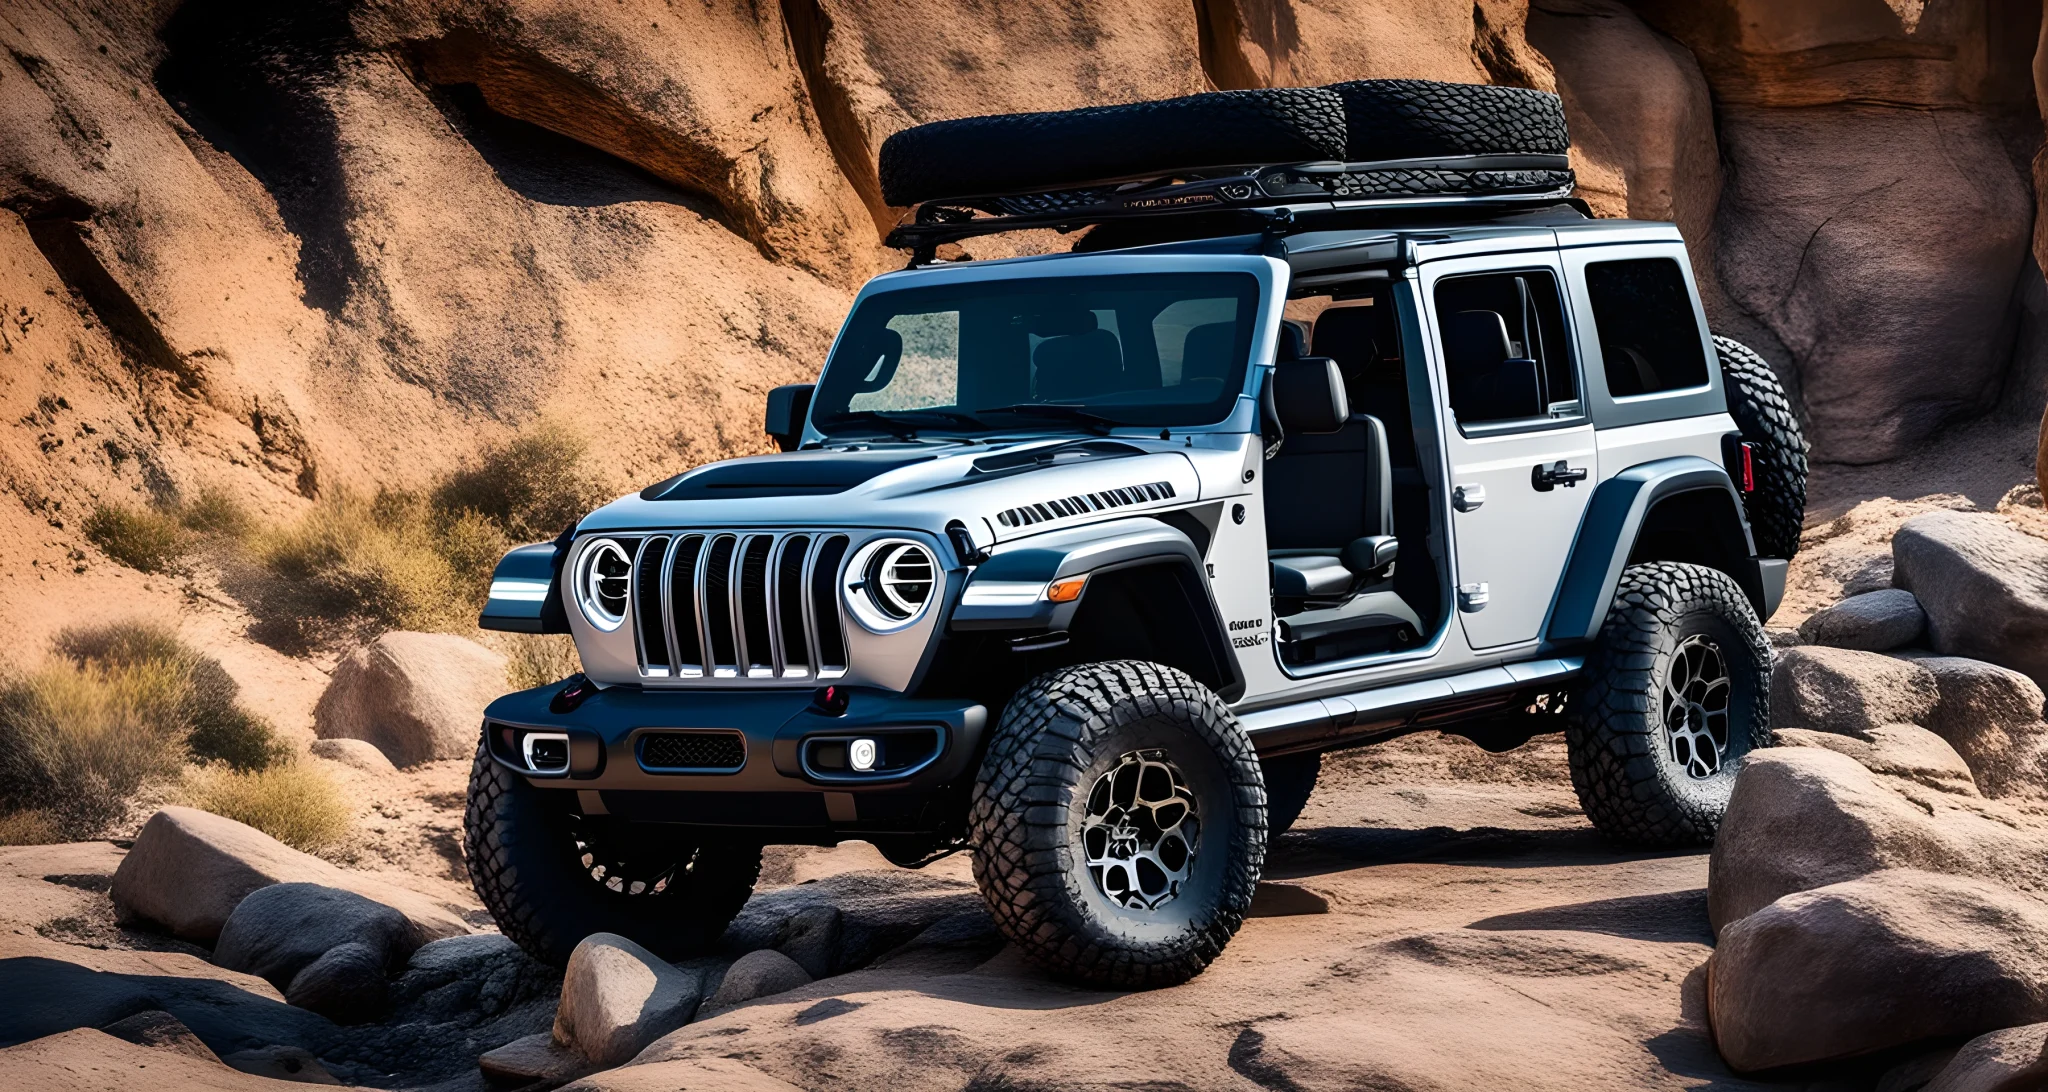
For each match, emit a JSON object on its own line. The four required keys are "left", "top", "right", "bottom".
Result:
{"left": 1033, "top": 328, "right": 1125, "bottom": 400}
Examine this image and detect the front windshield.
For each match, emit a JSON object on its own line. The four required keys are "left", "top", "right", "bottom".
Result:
{"left": 810, "top": 271, "right": 1260, "bottom": 438}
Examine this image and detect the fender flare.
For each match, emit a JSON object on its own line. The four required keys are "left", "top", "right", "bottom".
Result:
{"left": 948, "top": 515, "right": 1242, "bottom": 699}
{"left": 1545, "top": 456, "right": 1774, "bottom": 644}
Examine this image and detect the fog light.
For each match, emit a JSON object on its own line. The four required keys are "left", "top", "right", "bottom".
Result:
{"left": 849, "top": 738, "right": 878, "bottom": 772}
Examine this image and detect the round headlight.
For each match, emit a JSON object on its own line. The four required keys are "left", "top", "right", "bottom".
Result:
{"left": 845, "top": 539, "right": 937, "bottom": 630}
{"left": 576, "top": 538, "right": 633, "bottom": 631}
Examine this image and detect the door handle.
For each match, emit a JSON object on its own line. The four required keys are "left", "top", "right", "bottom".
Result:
{"left": 1531, "top": 461, "right": 1588, "bottom": 492}
{"left": 1453, "top": 484, "right": 1485, "bottom": 512}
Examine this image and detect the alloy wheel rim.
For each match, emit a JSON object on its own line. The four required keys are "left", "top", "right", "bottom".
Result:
{"left": 1664, "top": 634, "right": 1732, "bottom": 780}
{"left": 1081, "top": 749, "right": 1198, "bottom": 911}
{"left": 570, "top": 817, "right": 679, "bottom": 897}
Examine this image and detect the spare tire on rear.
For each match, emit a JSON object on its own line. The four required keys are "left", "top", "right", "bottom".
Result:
{"left": 1713, "top": 335, "right": 1808, "bottom": 560}
{"left": 879, "top": 87, "right": 1347, "bottom": 207}
{"left": 1329, "top": 80, "right": 1569, "bottom": 160}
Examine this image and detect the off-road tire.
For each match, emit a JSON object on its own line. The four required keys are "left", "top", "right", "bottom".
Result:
{"left": 1329, "top": 79, "right": 1568, "bottom": 160}
{"left": 1714, "top": 335, "right": 1807, "bottom": 559}
{"left": 1261, "top": 751, "right": 1321, "bottom": 836}
{"left": 464, "top": 741, "right": 761, "bottom": 966}
{"left": 1566, "top": 563, "right": 1771, "bottom": 848}
{"left": 880, "top": 87, "right": 1347, "bottom": 206}
{"left": 969, "top": 661, "right": 1265, "bottom": 988}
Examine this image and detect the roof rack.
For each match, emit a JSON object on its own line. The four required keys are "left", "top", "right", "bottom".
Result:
{"left": 884, "top": 153, "right": 1576, "bottom": 260}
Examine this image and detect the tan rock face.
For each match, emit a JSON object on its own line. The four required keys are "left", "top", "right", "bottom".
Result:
{"left": 1894, "top": 511, "right": 2048, "bottom": 691}
{"left": 554, "top": 932, "right": 702, "bottom": 1067}
{"left": 313, "top": 632, "right": 507, "bottom": 766}
{"left": 1927, "top": 1023, "right": 2048, "bottom": 1092}
{"left": 1773, "top": 724, "right": 1980, "bottom": 798}
{"left": 1768, "top": 645, "right": 1938, "bottom": 736}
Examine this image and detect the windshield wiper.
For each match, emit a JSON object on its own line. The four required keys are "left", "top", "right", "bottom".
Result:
{"left": 974, "top": 404, "right": 1117, "bottom": 434}
{"left": 815, "top": 408, "right": 986, "bottom": 439}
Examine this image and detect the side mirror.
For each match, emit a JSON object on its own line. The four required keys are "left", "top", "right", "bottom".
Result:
{"left": 1271, "top": 357, "right": 1349, "bottom": 435}
{"left": 765, "top": 384, "right": 815, "bottom": 452}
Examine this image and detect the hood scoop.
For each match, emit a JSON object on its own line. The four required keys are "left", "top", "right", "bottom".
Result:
{"left": 970, "top": 439, "right": 1145, "bottom": 476}
{"left": 644, "top": 449, "right": 939, "bottom": 500}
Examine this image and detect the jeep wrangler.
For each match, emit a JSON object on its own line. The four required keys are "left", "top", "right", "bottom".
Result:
{"left": 464, "top": 80, "right": 1806, "bottom": 988}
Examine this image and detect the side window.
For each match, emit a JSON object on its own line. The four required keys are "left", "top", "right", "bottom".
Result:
{"left": 1432, "top": 269, "right": 1578, "bottom": 429}
{"left": 1584, "top": 258, "right": 1708, "bottom": 397}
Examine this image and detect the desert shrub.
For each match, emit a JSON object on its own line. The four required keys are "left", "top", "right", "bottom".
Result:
{"left": 0, "top": 657, "right": 192, "bottom": 840}
{"left": 177, "top": 761, "right": 349, "bottom": 852}
{"left": 85, "top": 503, "right": 191, "bottom": 573}
{"left": 179, "top": 484, "right": 255, "bottom": 539}
{"left": 433, "top": 424, "right": 608, "bottom": 543}
{"left": 505, "top": 634, "right": 582, "bottom": 691}
{"left": 53, "top": 621, "right": 287, "bottom": 771}
{"left": 0, "top": 808, "right": 62, "bottom": 846}
{"left": 249, "top": 490, "right": 475, "bottom": 648}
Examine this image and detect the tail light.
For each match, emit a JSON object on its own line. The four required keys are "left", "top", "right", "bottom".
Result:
{"left": 1721, "top": 433, "right": 1755, "bottom": 493}
{"left": 1739, "top": 442, "right": 1755, "bottom": 492}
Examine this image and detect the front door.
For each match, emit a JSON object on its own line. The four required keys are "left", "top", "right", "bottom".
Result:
{"left": 1423, "top": 256, "right": 1597, "bottom": 650}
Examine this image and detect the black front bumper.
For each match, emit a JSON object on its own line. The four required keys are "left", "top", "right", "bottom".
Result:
{"left": 480, "top": 683, "right": 987, "bottom": 837}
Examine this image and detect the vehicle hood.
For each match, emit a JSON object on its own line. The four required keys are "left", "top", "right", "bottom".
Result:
{"left": 577, "top": 437, "right": 1206, "bottom": 546}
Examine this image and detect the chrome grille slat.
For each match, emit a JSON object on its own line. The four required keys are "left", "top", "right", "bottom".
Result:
{"left": 631, "top": 529, "right": 850, "bottom": 683}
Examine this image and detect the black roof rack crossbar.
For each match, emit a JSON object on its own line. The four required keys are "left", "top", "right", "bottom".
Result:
{"left": 884, "top": 153, "right": 1575, "bottom": 255}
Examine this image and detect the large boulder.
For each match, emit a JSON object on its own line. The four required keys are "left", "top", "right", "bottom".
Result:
{"left": 1903, "top": 654, "right": 2048, "bottom": 801}
{"left": 284, "top": 942, "right": 389, "bottom": 1025}
{"left": 1707, "top": 748, "right": 2048, "bottom": 934}
{"left": 1926, "top": 1023, "right": 2048, "bottom": 1092}
{"left": 1769, "top": 646, "right": 1938, "bottom": 737}
{"left": 555, "top": 933, "right": 701, "bottom": 1068}
{"left": 1708, "top": 869, "right": 2048, "bottom": 1072}
{"left": 1796, "top": 589, "right": 1925, "bottom": 651}
{"left": 1893, "top": 512, "right": 2048, "bottom": 691}
{"left": 1773, "top": 725, "right": 1978, "bottom": 798}
{"left": 213, "top": 883, "right": 422, "bottom": 991}
{"left": 111, "top": 807, "right": 468, "bottom": 946}
{"left": 313, "top": 632, "right": 507, "bottom": 767}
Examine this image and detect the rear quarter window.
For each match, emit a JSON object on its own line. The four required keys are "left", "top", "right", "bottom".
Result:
{"left": 1584, "top": 258, "right": 1708, "bottom": 397}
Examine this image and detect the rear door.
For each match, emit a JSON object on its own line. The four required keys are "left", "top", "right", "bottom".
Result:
{"left": 1420, "top": 251, "right": 1597, "bottom": 650}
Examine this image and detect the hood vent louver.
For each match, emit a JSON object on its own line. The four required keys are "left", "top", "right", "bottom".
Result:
{"left": 995, "top": 480, "right": 1177, "bottom": 529}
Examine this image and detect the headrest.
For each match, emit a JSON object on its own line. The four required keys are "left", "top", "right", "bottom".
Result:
{"left": 1033, "top": 328, "right": 1125, "bottom": 400}
{"left": 1310, "top": 305, "right": 1381, "bottom": 372}
{"left": 1271, "top": 356, "right": 1349, "bottom": 435}
{"left": 1180, "top": 321, "right": 1239, "bottom": 382}
{"left": 1443, "top": 310, "right": 1513, "bottom": 369}
{"left": 1278, "top": 319, "right": 1310, "bottom": 361}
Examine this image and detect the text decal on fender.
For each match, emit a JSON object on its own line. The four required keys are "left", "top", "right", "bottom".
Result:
{"left": 1228, "top": 617, "right": 1268, "bottom": 649}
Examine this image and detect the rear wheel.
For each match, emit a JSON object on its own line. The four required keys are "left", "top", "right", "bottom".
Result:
{"left": 970, "top": 661, "right": 1265, "bottom": 988}
{"left": 1566, "top": 563, "right": 1771, "bottom": 847}
{"left": 464, "top": 743, "right": 760, "bottom": 966}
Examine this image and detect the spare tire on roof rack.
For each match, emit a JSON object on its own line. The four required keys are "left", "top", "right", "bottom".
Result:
{"left": 880, "top": 78, "right": 1575, "bottom": 253}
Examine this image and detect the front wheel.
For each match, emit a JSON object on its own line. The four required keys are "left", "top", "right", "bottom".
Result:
{"left": 1566, "top": 563, "right": 1771, "bottom": 847}
{"left": 464, "top": 742, "right": 761, "bottom": 966}
{"left": 969, "top": 661, "right": 1266, "bottom": 989}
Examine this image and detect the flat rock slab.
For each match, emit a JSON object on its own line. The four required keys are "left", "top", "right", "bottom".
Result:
{"left": 0, "top": 1028, "right": 318, "bottom": 1091}
{"left": 1248, "top": 882, "right": 1332, "bottom": 917}
{"left": 479, "top": 1031, "right": 592, "bottom": 1086}
{"left": 1797, "top": 588, "right": 1925, "bottom": 650}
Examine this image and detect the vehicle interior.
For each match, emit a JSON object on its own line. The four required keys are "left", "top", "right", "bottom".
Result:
{"left": 1262, "top": 287, "right": 1446, "bottom": 667}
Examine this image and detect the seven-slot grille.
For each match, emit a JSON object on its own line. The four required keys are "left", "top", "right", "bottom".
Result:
{"left": 627, "top": 532, "right": 851, "bottom": 681}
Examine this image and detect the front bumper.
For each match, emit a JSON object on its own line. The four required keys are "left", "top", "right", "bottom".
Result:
{"left": 481, "top": 683, "right": 987, "bottom": 836}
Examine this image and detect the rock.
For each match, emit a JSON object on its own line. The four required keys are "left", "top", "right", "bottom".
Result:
{"left": 284, "top": 942, "right": 388, "bottom": 1025}
{"left": 214, "top": 883, "right": 420, "bottom": 993}
{"left": 313, "top": 632, "right": 508, "bottom": 766}
{"left": 864, "top": 910, "right": 1005, "bottom": 975}
{"left": 1894, "top": 512, "right": 2048, "bottom": 691}
{"left": 0, "top": 1029, "right": 317, "bottom": 1091}
{"left": 721, "top": 869, "right": 981, "bottom": 973}
{"left": 555, "top": 933, "right": 701, "bottom": 1068}
{"left": 307, "top": 738, "right": 396, "bottom": 774}
{"left": 1774, "top": 725, "right": 1979, "bottom": 798}
{"left": 1881, "top": 1048, "right": 1964, "bottom": 1092}
{"left": 1708, "top": 748, "right": 2048, "bottom": 934}
{"left": 1769, "top": 646, "right": 1938, "bottom": 737}
{"left": 1797, "top": 589, "right": 1926, "bottom": 651}
{"left": 559, "top": 1055, "right": 808, "bottom": 1091}
{"left": 111, "top": 807, "right": 468, "bottom": 946}
{"left": 388, "top": 933, "right": 560, "bottom": 1027}
{"left": 706, "top": 949, "right": 811, "bottom": 1009}
{"left": 1926, "top": 1023, "right": 2048, "bottom": 1092}
{"left": 219, "top": 1044, "right": 343, "bottom": 1084}
{"left": 1901, "top": 654, "right": 2048, "bottom": 800}
{"left": 1248, "top": 881, "right": 1333, "bottom": 917}
{"left": 99, "top": 1010, "right": 220, "bottom": 1063}
{"left": 1708, "top": 870, "right": 2048, "bottom": 1072}
{"left": 773, "top": 904, "right": 842, "bottom": 980}
{"left": 479, "top": 1031, "right": 593, "bottom": 1087}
